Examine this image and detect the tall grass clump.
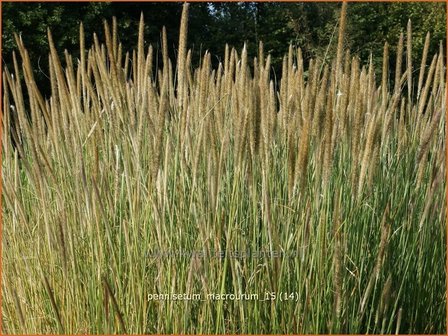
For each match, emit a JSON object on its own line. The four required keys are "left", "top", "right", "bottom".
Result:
{"left": 2, "top": 3, "right": 446, "bottom": 334}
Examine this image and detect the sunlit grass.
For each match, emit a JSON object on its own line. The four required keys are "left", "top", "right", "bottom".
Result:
{"left": 2, "top": 3, "right": 445, "bottom": 334}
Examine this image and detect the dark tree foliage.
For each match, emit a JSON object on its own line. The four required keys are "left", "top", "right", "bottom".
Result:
{"left": 2, "top": 2, "right": 446, "bottom": 96}
{"left": 347, "top": 2, "right": 445, "bottom": 68}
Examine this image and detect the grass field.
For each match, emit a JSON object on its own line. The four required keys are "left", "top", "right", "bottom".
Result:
{"left": 2, "top": 3, "right": 446, "bottom": 334}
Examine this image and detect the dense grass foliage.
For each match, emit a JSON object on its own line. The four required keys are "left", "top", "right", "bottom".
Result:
{"left": 2, "top": 3, "right": 446, "bottom": 334}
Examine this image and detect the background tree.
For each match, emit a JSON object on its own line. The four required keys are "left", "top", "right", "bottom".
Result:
{"left": 3, "top": 1, "right": 445, "bottom": 96}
